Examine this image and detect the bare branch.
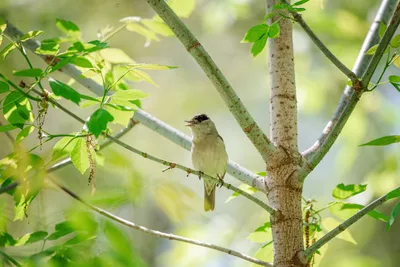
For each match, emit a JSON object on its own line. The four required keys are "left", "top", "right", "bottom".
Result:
{"left": 301, "top": 0, "right": 400, "bottom": 179}
{"left": 302, "top": 186, "right": 400, "bottom": 259}
{"left": 145, "top": 0, "right": 275, "bottom": 162}
{"left": 49, "top": 178, "right": 273, "bottom": 267}
{"left": 286, "top": 3, "right": 358, "bottom": 84}
{"left": 3, "top": 21, "right": 266, "bottom": 192}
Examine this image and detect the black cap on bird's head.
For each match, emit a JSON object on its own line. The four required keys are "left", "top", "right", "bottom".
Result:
{"left": 185, "top": 114, "right": 210, "bottom": 126}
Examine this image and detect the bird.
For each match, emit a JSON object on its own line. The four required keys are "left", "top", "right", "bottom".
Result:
{"left": 185, "top": 114, "right": 228, "bottom": 211}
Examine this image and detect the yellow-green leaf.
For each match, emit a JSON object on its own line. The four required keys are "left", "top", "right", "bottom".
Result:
{"left": 71, "top": 138, "right": 90, "bottom": 174}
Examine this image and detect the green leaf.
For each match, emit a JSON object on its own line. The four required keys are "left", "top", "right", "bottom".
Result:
{"left": 56, "top": 19, "right": 81, "bottom": 39}
{"left": 49, "top": 78, "right": 81, "bottom": 105}
{"left": 35, "top": 42, "right": 60, "bottom": 55}
{"left": 0, "top": 43, "right": 17, "bottom": 59}
{"left": 0, "top": 232, "right": 16, "bottom": 247}
{"left": 268, "top": 22, "right": 280, "bottom": 38}
{"left": 293, "top": 0, "right": 310, "bottom": 6}
{"left": 128, "top": 63, "right": 178, "bottom": 70}
{"left": 388, "top": 75, "right": 400, "bottom": 83}
{"left": 379, "top": 22, "right": 387, "bottom": 39}
{"left": 241, "top": 24, "right": 269, "bottom": 43}
{"left": 100, "top": 48, "right": 135, "bottom": 64}
{"left": 71, "top": 138, "right": 90, "bottom": 174}
{"left": 47, "top": 221, "right": 74, "bottom": 241}
{"left": 126, "top": 23, "right": 160, "bottom": 42}
{"left": 52, "top": 136, "right": 79, "bottom": 161}
{"left": 226, "top": 184, "right": 257, "bottom": 203}
{"left": 129, "top": 69, "right": 158, "bottom": 86}
{"left": 104, "top": 221, "right": 133, "bottom": 260}
{"left": 14, "top": 194, "right": 36, "bottom": 221}
{"left": 330, "top": 202, "right": 388, "bottom": 222}
{"left": 386, "top": 188, "right": 400, "bottom": 200}
{"left": 3, "top": 91, "right": 33, "bottom": 127}
{"left": 360, "top": 135, "right": 400, "bottom": 146}
{"left": 112, "top": 89, "right": 149, "bottom": 101}
{"left": 386, "top": 202, "right": 400, "bottom": 231}
{"left": 70, "top": 56, "right": 94, "bottom": 68}
{"left": 15, "top": 231, "right": 48, "bottom": 246}
{"left": 322, "top": 217, "right": 357, "bottom": 244}
{"left": 247, "top": 222, "right": 272, "bottom": 243}
{"left": 20, "top": 30, "right": 44, "bottom": 42}
{"left": 168, "top": 0, "right": 195, "bottom": 18}
{"left": 391, "top": 34, "right": 400, "bottom": 48}
{"left": 256, "top": 171, "right": 267, "bottom": 176}
{"left": 107, "top": 107, "right": 134, "bottom": 127}
{"left": 16, "top": 126, "right": 34, "bottom": 143}
{"left": 251, "top": 34, "right": 268, "bottom": 57}
{"left": 0, "top": 16, "right": 6, "bottom": 33}
{"left": 85, "top": 108, "right": 114, "bottom": 137}
{"left": 0, "top": 81, "right": 10, "bottom": 93}
{"left": 0, "top": 124, "right": 17, "bottom": 132}
{"left": 141, "top": 19, "right": 174, "bottom": 37}
{"left": 13, "top": 68, "right": 43, "bottom": 77}
{"left": 332, "top": 183, "right": 367, "bottom": 200}
{"left": 365, "top": 44, "right": 378, "bottom": 55}
{"left": 252, "top": 242, "right": 273, "bottom": 267}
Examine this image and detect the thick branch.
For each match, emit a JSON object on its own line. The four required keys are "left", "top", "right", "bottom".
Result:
{"left": 146, "top": 0, "right": 275, "bottom": 162}
{"left": 302, "top": 186, "right": 400, "bottom": 259}
{"left": 301, "top": 0, "right": 400, "bottom": 178}
{"left": 4, "top": 22, "right": 265, "bottom": 192}
{"left": 49, "top": 178, "right": 272, "bottom": 267}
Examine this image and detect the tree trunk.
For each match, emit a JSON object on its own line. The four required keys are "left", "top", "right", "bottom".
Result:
{"left": 266, "top": 1, "right": 305, "bottom": 266}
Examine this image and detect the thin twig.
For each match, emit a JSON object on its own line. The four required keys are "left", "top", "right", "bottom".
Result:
{"left": 287, "top": 3, "right": 358, "bottom": 84}
{"left": 146, "top": 0, "right": 275, "bottom": 162}
{"left": 49, "top": 178, "right": 272, "bottom": 267}
{"left": 301, "top": 0, "right": 400, "bottom": 179}
{"left": 4, "top": 22, "right": 266, "bottom": 193}
{"left": 302, "top": 186, "right": 400, "bottom": 259}
{"left": 0, "top": 250, "right": 22, "bottom": 267}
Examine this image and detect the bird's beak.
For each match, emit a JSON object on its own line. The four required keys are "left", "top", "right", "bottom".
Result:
{"left": 185, "top": 120, "right": 194, "bottom": 126}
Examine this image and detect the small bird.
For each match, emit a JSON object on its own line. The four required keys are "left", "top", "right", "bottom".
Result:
{"left": 185, "top": 114, "right": 228, "bottom": 211}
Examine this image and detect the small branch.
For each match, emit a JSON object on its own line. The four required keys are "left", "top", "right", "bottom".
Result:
{"left": 287, "top": 5, "right": 358, "bottom": 84}
{"left": 0, "top": 250, "right": 22, "bottom": 267}
{"left": 145, "top": 0, "right": 275, "bottom": 162}
{"left": 302, "top": 186, "right": 400, "bottom": 259}
{"left": 49, "top": 178, "right": 272, "bottom": 267}
{"left": 4, "top": 22, "right": 266, "bottom": 193}
{"left": 300, "top": 0, "right": 400, "bottom": 178}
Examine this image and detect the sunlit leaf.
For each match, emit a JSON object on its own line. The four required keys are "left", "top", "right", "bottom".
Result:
{"left": 70, "top": 56, "right": 94, "bottom": 68}
{"left": 13, "top": 68, "right": 43, "bottom": 77}
{"left": 293, "top": 0, "right": 310, "bottom": 6}
{"left": 35, "top": 42, "right": 60, "bottom": 55}
{"left": 332, "top": 183, "right": 367, "bottom": 200}
{"left": 84, "top": 108, "right": 114, "bottom": 137}
{"left": 251, "top": 34, "right": 268, "bottom": 57}
{"left": 226, "top": 184, "right": 257, "bottom": 203}
{"left": 360, "top": 135, "right": 400, "bottom": 146}
{"left": 20, "top": 31, "right": 44, "bottom": 42}
{"left": 3, "top": 91, "right": 33, "bottom": 128}
{"left": 386, "top": 188, "right": 400, "bottom": 200}
{"left": 47, "top": 221, "right": 74, "bottom": 241}
{"left": 388, "top": 75, "right": 400, "bottom": 83}
{"left": 129, "top": 69, "right": 158, "bottom": 86}
{"left": 0, "top": 232, "right": 16, "bottom": 247}
{"left": 128, "top": 63, "right": 178, "bottom": 70}
{"left": 247, "top": 222, "right": 272, "bottom": 243}
{"left": 71, "top": 138, "right": 90, "bottom": 174}
{"left": 49, "top": 78, "right": 81, "bottom": 105}
{"left": 16, "top": 126, "right": 34, "bottom": 143}
{"left": 330, "top": 202, "right": 388, "bottom": 222}
{"left": 168, "top": 0, "right": 195, "bottom": 18}
{"left": 100, "top": 48, "right": 135, "bottom": 64}
{"left": 107, "top": 107, "right": 134, "bottom": 127}
{"left": 393, "top": 55, "right": 400, "bottom": 68}
{"left": 268, "top": 22, "right": 280, "bottom": 38}
{"left": 0, "top": 16, "right": 6, "bottom": 33}
{"left": 56, "top": 19, "right": 81, "bottom": 39}
{"left": 379, "top": 22, "right": 387, "bottom": 39}
{"left": 141, "top": 19, "right": 174, "bottom": 37}
{"left": 365, "top": 44, "right": 378, "bottom": 55}
{"left": 126, "top": 23, "right": 160, "bottom": 42}
{"left": 390, "top": 34, "right": 400, "bottom": 48}
{"left": 52, "top": 136, "right": 78, "bottom": 161}
{"left": 0, "top": 43, "right": 17, "bottom": 59}
{"left": 252, "top": 242, "right": 273, "bottom": 267}
{"left": 241, "top": 24, "right": 269, "bottom": 43}
{"left": 14, "top": 231, "right": 47, "bottom": 246}
{"left": 112, "top": 89, "right": 148, "bottom": 101}
{"left": 322, "top": 217, "right": 357, "bottom": 244}
{"left": 386, "top": 202, "right": 400, "bottom": 231}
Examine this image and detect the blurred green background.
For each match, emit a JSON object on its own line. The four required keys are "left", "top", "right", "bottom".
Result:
{"left": 0, "top": 0, "right": 400, "bottom": 266}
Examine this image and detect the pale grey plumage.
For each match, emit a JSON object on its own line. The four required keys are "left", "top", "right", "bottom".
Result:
{"left": 186, "top": 114, "right": 228, "bottom": 211}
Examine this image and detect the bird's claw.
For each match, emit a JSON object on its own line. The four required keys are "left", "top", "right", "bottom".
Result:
{"left": 216, "top": 174, "right": 224, "bottom": 188}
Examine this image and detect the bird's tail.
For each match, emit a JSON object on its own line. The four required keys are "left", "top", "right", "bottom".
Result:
{"left": 204, "top": 184, "right": 216, "bottom": 211}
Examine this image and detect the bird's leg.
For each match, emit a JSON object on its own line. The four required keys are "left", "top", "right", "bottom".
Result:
{"left": 198, "top": 171, "right": 204, "bottom": 180}
{"left": 216, "top": 174, "right": 224, "bottom": 188}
